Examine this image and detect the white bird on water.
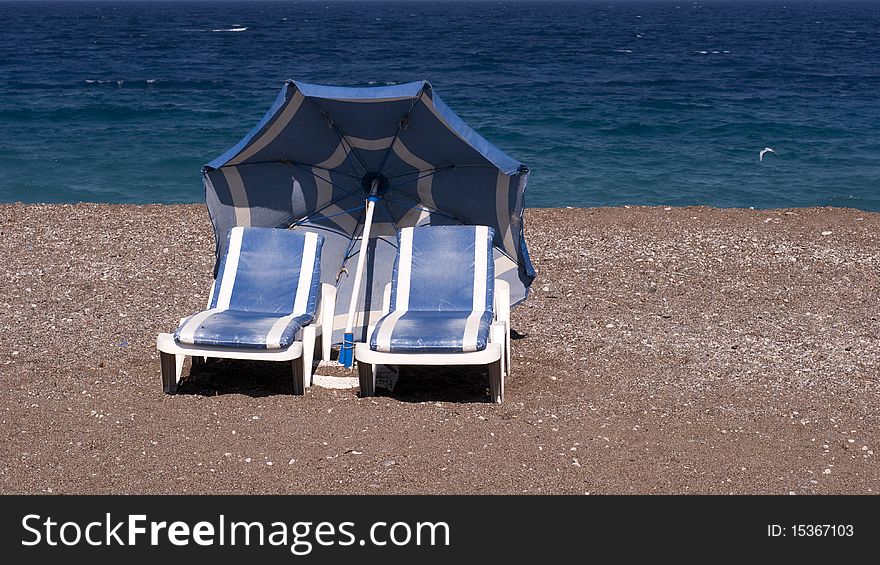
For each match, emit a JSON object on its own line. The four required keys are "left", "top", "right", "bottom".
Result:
{"left": 759, "top": 147, "right": 777, "bottom": 162}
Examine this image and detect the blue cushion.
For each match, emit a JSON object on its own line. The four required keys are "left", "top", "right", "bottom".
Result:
{"left": 370, "top": 310, "right": 493, "bottom": 353}
{"left": 175, "top": 227, "right": 323, "bottom": 350}
{"left": 371, "top": 225, "right": 495, "bottom": 353}
{"left": 178, "top": 311, "right": 314, "bottom": 350}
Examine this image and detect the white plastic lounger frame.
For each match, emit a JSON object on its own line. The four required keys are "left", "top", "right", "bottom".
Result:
{"left": 354, "top": 279, "right": 510, "bottom": 403}
{"left": 156, "top": 282, "right": 336, "bottom": 395}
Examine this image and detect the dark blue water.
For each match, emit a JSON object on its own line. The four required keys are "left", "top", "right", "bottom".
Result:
{"left": 1, "top": 0, "right": 878, "bottom": 209}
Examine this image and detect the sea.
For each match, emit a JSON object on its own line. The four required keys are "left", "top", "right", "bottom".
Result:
{"left": 1, "top": 0, "right": 878, "bottom": 209}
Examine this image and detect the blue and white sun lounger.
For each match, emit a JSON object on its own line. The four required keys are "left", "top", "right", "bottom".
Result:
{"left": 156, "top": 227, "right": 335, "bottom": 395}
{"left": 354, "top": 225, "right": 511, "bottom": 403}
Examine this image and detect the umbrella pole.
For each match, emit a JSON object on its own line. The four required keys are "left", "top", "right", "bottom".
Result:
{"left": 340, "top": 191, "right": 380, "bottom": 368}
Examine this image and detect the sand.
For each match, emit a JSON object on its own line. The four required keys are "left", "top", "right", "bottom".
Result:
{"left": 1, "top": 203, "right": 877, "bottom": 494}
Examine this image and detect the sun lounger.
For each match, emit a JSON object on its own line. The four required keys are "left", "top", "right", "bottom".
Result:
{"left": 156, "top": 227, "right": 335, "bottom": 395}
{"left": 354, "top": 225, "right": 511, "bottom": 403}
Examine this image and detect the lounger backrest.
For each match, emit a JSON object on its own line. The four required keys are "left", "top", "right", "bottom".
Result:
{"left": 390, "top": 225, "right": 495, "bottom": 312}
{"left": 209, "top": 227, "right": 323, "bottom": 315}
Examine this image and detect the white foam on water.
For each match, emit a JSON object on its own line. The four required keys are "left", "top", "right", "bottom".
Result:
{"left": 212, "top": 27, "right": 248, "bottom": 32}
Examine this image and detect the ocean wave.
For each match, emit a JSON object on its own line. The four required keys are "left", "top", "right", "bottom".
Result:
{"left": 212, "top": 27, "right": 248, "bottom": 32}
{"left": 82, "top": 78, "right": 224, "bottom": 89}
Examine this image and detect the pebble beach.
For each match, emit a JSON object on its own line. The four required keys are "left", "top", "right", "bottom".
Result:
{"left": 1, "top": 204, "right": 878, "bottom": 494}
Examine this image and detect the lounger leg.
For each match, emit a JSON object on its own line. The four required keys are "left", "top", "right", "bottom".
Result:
{"left": 291, "top": 356, "right": 305, "bottom": 396}
{"left": 321, "top": 328, "right": 332, "bottom": 363}
{"left": 160, "top": 351, "right": 178, "bottom": 394}
{"left": 302, "top": 325, "right": 316, "bottom": 388}
{"left": 358, "top": 361, "right": 375, "bottom": 397}
{"left": 488, "top": 359, "right": 503, "bottom": 404}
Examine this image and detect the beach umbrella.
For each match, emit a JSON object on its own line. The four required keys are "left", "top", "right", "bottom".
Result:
{"left": 202, "top": 80, "right": 535, "bottom": 366}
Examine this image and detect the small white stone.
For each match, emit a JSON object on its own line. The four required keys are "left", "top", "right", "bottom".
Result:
{"left": 244, "top": 458, "right": 252, "bottom": 463}
{"left": 823, "top": 468, "right": 831, "bottom": 474}
{"left": 821, "top": 231, "right": 832, "bottom": 236}
{"left": 288, "top": 459, "right": 296, "bottom": 465}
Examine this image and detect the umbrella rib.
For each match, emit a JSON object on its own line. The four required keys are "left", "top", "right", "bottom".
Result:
{"left": 223, "top": 160, "right": 361, "bottom": 180}
{"left": 382, "top": 191, "right": 460, "bottom": 223}
{"left": 386, "top": 166, "right": 455, "bottom": 191}
{"left": 377, "top": 196, "right": 400, "bottom": 235}
{"left": 290, "top": 184, "right": 368, "bottom": 228}
{"left": 383, "top": 166, "right": 451, "bottom": 181}
{"left": 384, "top": 164, "right": 500, "bottom": 180}
{"left": 304, "top": 97, "right": 370, "bottom": 175}
{"left": 283, "top": 160, "right": 361, "bottom": 180}
{"left": 285, "top": 162, "right": 360, "bottom": 190}
{"left": 374, "top": 96, "right": 420, "bottom": 178}
{"left": 341, "top": 206, "right": 368, "bottom": 263}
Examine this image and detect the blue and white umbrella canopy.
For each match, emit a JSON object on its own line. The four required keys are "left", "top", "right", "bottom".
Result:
{"left": 202, "top": 80, "right": 535, "bottom": 360}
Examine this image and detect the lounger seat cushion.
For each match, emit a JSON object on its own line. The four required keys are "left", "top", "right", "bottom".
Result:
{"left": 369, "top": 224, "right": 495, "bottom": 353}
{"left": 370, "top": 310, "right": 494, "bottom": 353}
{"left": 174, "top": 226, "right": 323, "bottom": 350}
{"left": 176, "top": 310, "right": 315, "bottom": 350}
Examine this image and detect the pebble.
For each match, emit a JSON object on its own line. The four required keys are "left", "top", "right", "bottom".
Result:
{"left": 821, "top": 231, "right": 832, "bottom": 236}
